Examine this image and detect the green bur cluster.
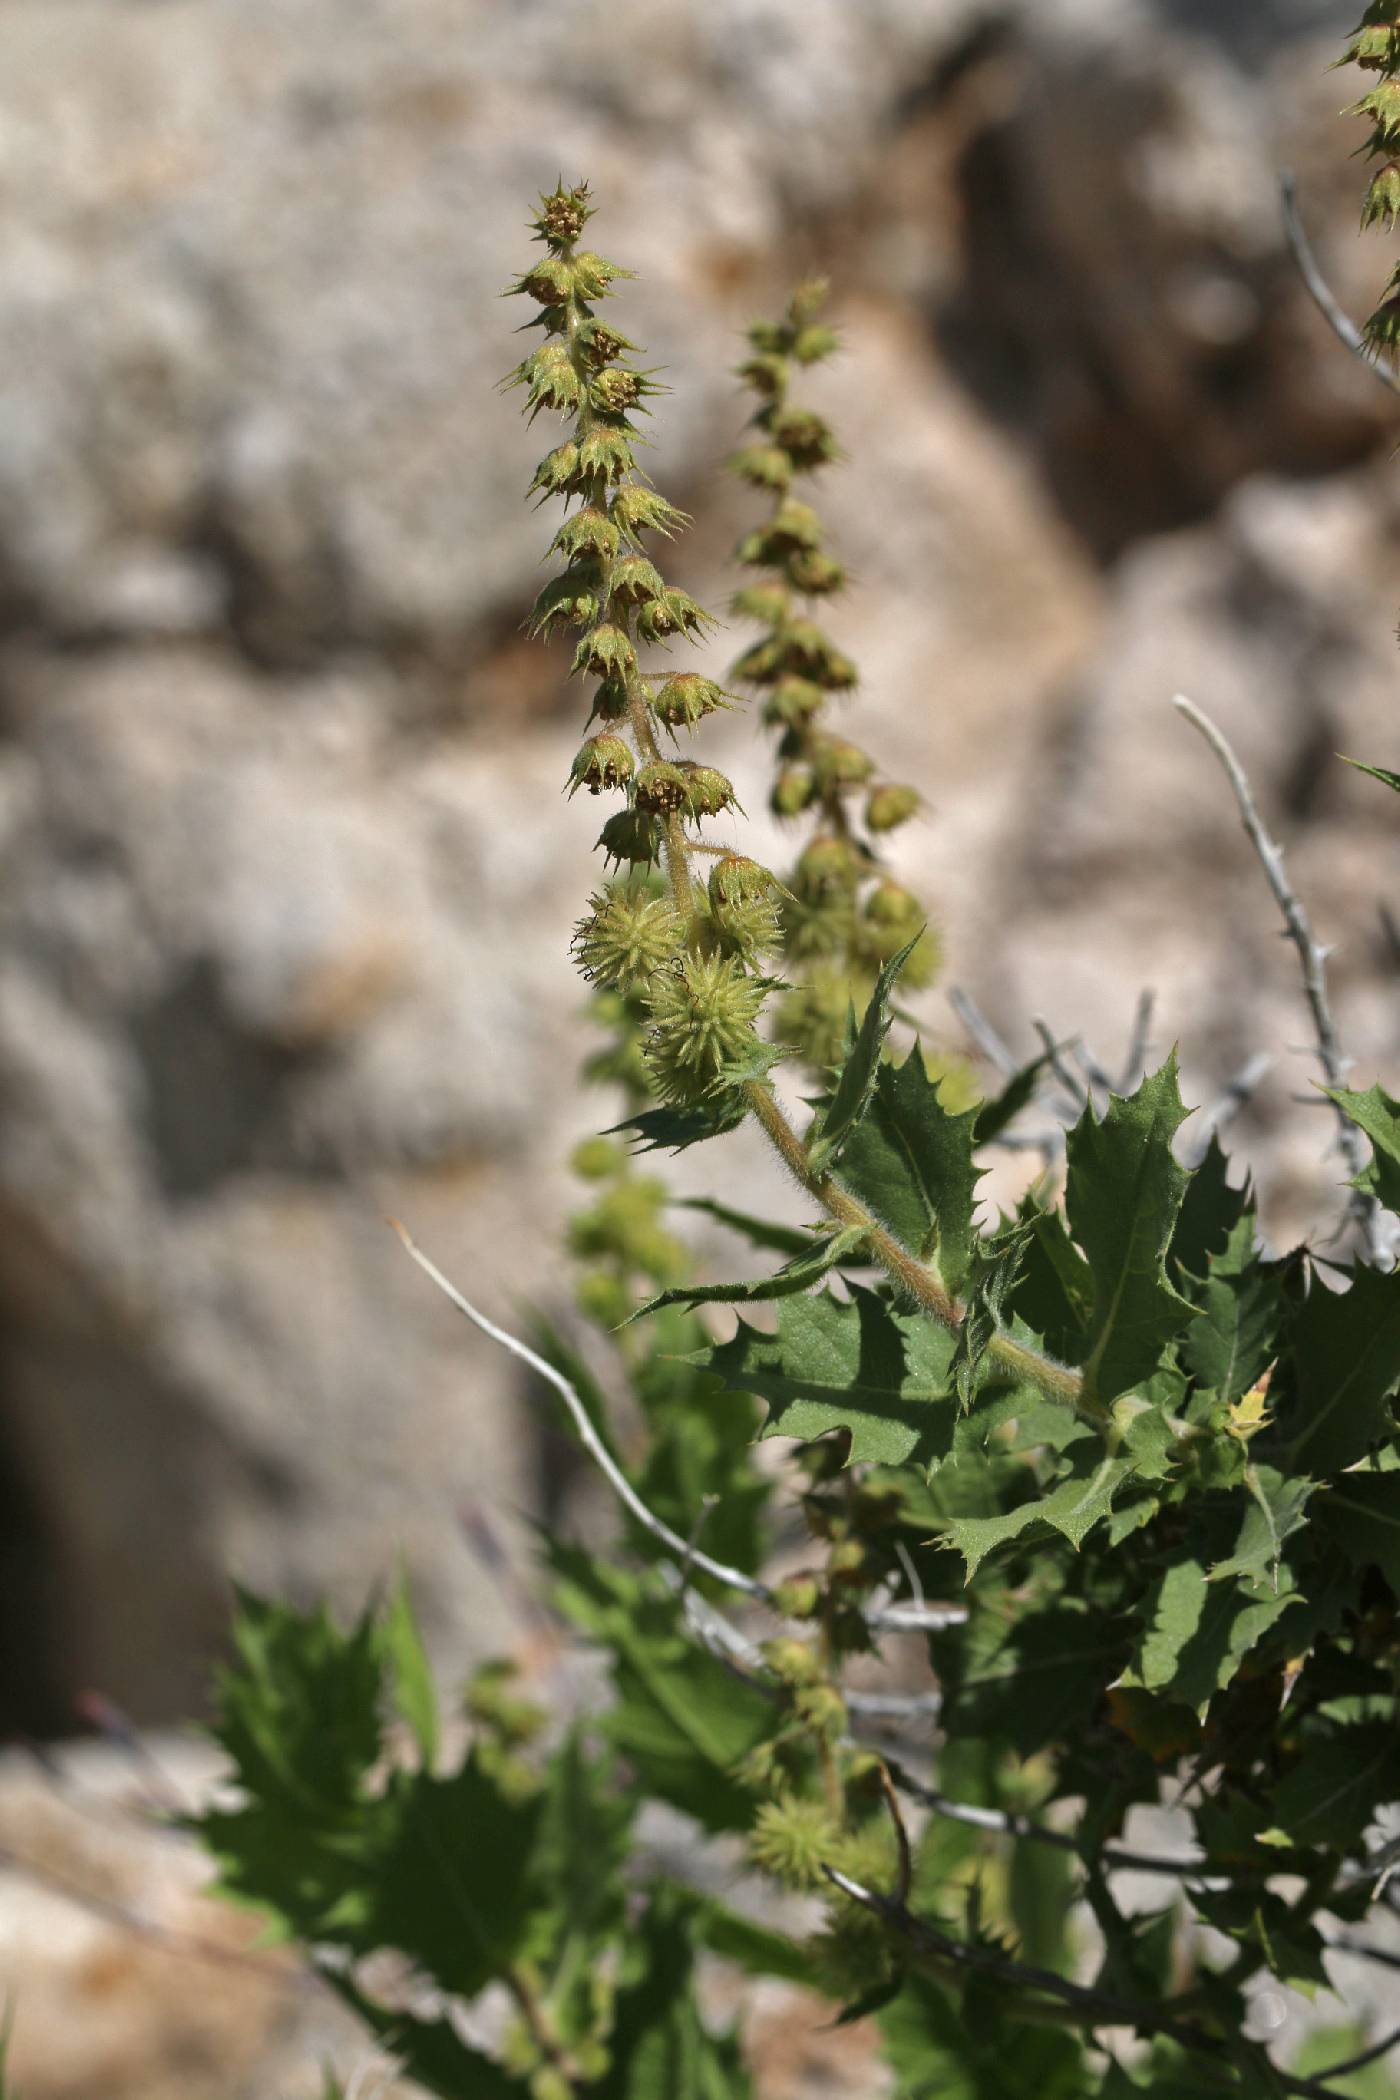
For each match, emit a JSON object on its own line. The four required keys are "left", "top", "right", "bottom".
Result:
{"left": 191, "top": 169, "right": 1400, "bottom": 2100}
{"left": 727, "top": 281, "right": 939, "bottom": 1069}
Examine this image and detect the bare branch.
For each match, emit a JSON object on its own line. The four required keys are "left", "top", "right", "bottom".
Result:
{"left": 1173, "top": 696, "right": 1393, "bottom": 1266}
{"left": 1120, "top": 989, "right": 1158, "bottom": 1093}
{"left": 1281, "top": 173, "right": 1400, "bottom": 399}
{"left": 948, "top": 986, "right": 1018, "bottom": 1076}
{"left": 392, "top": 1218, "right": 775, "bottom": 1604}
{"left": 1184, "top": 1050, "right": 1275, "bottom": 1166}
{"left": 392, "top": 1220, "right": 969, "bottom": 1637}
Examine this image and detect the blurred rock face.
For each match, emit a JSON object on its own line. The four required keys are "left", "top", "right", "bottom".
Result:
{"left": 0, "top": 0, "right": 1395, "bottom": 1766}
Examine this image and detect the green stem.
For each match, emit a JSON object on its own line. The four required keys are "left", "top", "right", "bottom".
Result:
{"left": 744, "top": 1078, "right": 1087, "bottom": 1415}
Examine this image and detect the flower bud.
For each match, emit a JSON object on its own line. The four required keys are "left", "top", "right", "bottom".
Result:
{"left": 652, "top": 672, "right": 730, "bottom": 732}
{"left": 763, "top": 1637, "right": 823, "bottom": 1686}
{"left": 573, "top": 886, "right": 684, "bottom": 991}
{"left": 533, "top": 182, "right": 593, "bottom": 246}
{"left": 611, "top": 486, "right": 689, "bottom": 540}
{"left": 609, "top": 552, "right": 665, "bottom": 606}
{"left": 710, "top": 854, "right": 780, "bottom": 909}
{"left": 728, "top": 443, "right": 793, "bottom": 492}
{"left": 865, "top": 783, "right": 920, "bottom": 832}
{"left": 736, "top": 498, "right": 823, "bottom": 561}
{"left": 512, "top": 254, "right": 575, "bottom": 305}
{"left": 528, "top": 441, "right": 581, "bottom": 497}
{"left": 680, "top": 763, "right": 738, "bottom": 819}
{"left": 568, "top": 734, "right": 634, "bottom": 796}
{"left": 784, "top": 620, "right": 857, "bottom": 688}
{"left": 1363, "top": 161, "right": 1400, "bottom": 230}
{"left": 771, "top": 764, "right": 816, "bottom": 817}
{"left": 570, "top": 1134, "right": 624, "bottom": 1181}
{"left": 730, "top": 580, "right": 791, "bottom": 627}
{"left": 772, "top": 1576, "right": 822, "bottom": 1619}
{"left": 529, "top": 560, "right": 605, "bottom": 638}
{"left": 577, "top": 426, "right": 636, "bottom": 484}
{"left": 637, "top": 588, "right": 708, "bottom": 642}
{"left": 797, "top": 834, "right": 863, "bottom": 894}
{"left": 787, "top": 277, "right": 830, "bottom": 329}
{"left": 579, "top": 320, "right": 637, "bottom": 366}
{"left": 769, "top": 405, "right": 837, "bottom": 469}
{"left": 792, "top": 322, "right": 839, "bottom": 364}
{"left": 787, "top": 548, "right": 845, "bottom": 595}
{"left": 571, "top": 623, "right": 636, "bottom": 681}
{"left": 795, "top": 1684, "right": 847, "bottom": 1737}
{"left": 634, "top": 760, "right": 689, "bottom": 814}
{"left": 590, "top": 366, "right": 640, "bottom": 413}
{"left": 762, "top": 677, "right": 826, "bottom": 728}
{"left": 598, "top": 809, "right": 662, "bottom": 868}
{"left": 812, "top": 737, "right": 874, "bottom": 792}
{"left": 549, "top": 506, "right": 619, "bottom": 563}
{"left": 865, "top": 878, "right": 920, "bottom": 927}
{"left": 827, "top": 1537, "right": 870, "bottom": 1585}
{"left": 1355, "top": 77, "right": 1400, "bottom": 140}
{"left": 737, "top": 350, "right": 789, "bottom": 395}
{"left": 509, "top": 342, "right": 582, "bottom": 417}
{"left": 567, "top": 250, "right": 632, "bottom": 300}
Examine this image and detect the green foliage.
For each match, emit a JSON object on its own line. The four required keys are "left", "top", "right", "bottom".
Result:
{"left": 191, "top": 171, "right": 1400, "bottom": 2100}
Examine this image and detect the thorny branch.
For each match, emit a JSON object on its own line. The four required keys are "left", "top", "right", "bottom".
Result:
{"left": 1281, "top": 173, "right": 1400, "bottom": 399}
{"left": 1173, "top": 695, "right": 1394, "bottom": 1267}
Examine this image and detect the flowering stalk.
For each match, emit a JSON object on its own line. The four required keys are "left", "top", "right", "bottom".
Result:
{"left": 507, "top": 182, "right": 1080, "bottom": 1413}
{"left": 727, "top": 281, "right": 937, "bottom": 1069}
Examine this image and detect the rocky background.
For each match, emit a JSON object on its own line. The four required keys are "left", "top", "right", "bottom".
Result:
{"left": 2, "top": 0, "right": 1399, "bottom": 2091}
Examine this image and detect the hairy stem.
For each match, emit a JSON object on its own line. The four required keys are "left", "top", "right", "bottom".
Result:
{"left": 744, "top": 1079, "right": 1086, "bottom": 1413}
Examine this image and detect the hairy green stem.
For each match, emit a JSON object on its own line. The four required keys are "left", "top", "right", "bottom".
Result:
{"left": 744, "top": 1078, "right": 1087, "bottom": 1414}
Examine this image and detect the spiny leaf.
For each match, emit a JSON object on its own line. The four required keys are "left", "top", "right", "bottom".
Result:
{"left": 972, "top": 1052, "right": 1053, "bottom": 1147}
{"left": 1208, "top": 1466, "right": 1314, "bottom": 1589}
{"left": 549, "top": 1548, "right": 773, "bottom": 1833}
{"left": 608, "top": 1095, "right": 748, "bottom": 1153}
{"left": 694, "top": 1283, "right": 958, "bottom": 1469}
{"left": 1130, "top": 1556, "right": 1300, "bottom": 1714}
{"left": 837, "top": 1045, "right": 983, "bottom": 1289}
{"left": 379, "top": 1575, "right": 439, "bottom": 1767}
{"left": 1065, "top": 1057, "right": 1197, "bottom": 1408}
{"left": 1329, "top": 1082, "right": 1400, "bottom": 1214}
{"left": 626, "top": 1225, "right": 866, "bottom": 1322}
{"left": 1340, "top": 754, "right": 1400, "bottom": 795}
{"left": 935, "top": 1597, "right": 1131, "bottom": 1757}
{"left": 949, "top": 1223, "right": 1035, "bottom": 1409}
{"left": 674, "top": 1195, "right": 814, "bottom": 1256}
{"left": 599, "top": 1890, "right": 754, "bottom": 2100}
{"left": 938, "top": 1448, "right": 1139, "bottom": 1579}
{"left": 879, "top": 1974, "right": 1088, "bottom": 2100}
{"left": 807, "top": 933, "right": 922, "bottom": 1174}
{"left": 1170, "top": 1133, "right": 1250, "bottom": 1281}
{"left": 1277, "top": 1264, "right": 1400, "bottom": 1476}
{"left": 1182, "top": 1215, "right": 1281, "bottom": 1405}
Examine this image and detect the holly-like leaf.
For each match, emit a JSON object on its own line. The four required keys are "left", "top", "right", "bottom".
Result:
{"left": 627, "top": 1225, "right": 867, "bottom": 1322}
{"left": 1171, "top": 1134, "right": 1249, "bottom": 1281}
{"left": 1182, "top": 1215, "right": 1280, "bottom": 1405}
{"left": 380, "top": 1575, "right": 440, "bottom": 1767}
{"left": 549, "top": 1549, "right": 773, "bottom": 1833}
{"left": 674, "top": 1196, "right": 814, "bottom": 1256}
{"left": 1130, "top": 1556, "right": 1300, "bottom": 1714}
{"left": 837, "top": 1047, "right": 983, "bottom": 1288}
{"left": 1065, "top": 1058, "right": 1197, "bottom": 1409}
{"left": 807, "top": 933, "right": 922, "bottom": 1174}
{"left": 529, "top": 1731, "right": 634, "bottom": 1965}
{"left": 608, "top": 1094, "right": 747, "bottom": 1153}
{"left": 1010, "top": 1206, "right": 1093, "bottom": 1364}
{"left": 1277, "top": 1265, "right": 1400, "bottom": 1476}
{"left": 1315, "top": 1471, "right": 1400, "bottom": 1594}
{"left": 938, "top": 1448, "right": 1138, "bottom": 1579}
{"left": 949, "top": 1224, "right": 1034, "bottom": 1408}
{"left": 972, "top": 1052, "right": 1053, "bottom": 1147}
{"left": 1329, "top": 1082, "right": 1400, "bottom": 1215}
{"left": 695, "top": 1283, "right": 957, "bottom": 1469}
{"left": 1208, "top": 1466, "right": 1314, "bottom": 1589}
{"left": 1340, "top": 754, "right": 1400, "bottom": 795}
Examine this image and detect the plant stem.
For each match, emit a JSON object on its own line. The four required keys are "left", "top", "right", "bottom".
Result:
{"left": 744, "top": 1078, "right": 1086, "bottom": 1414}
